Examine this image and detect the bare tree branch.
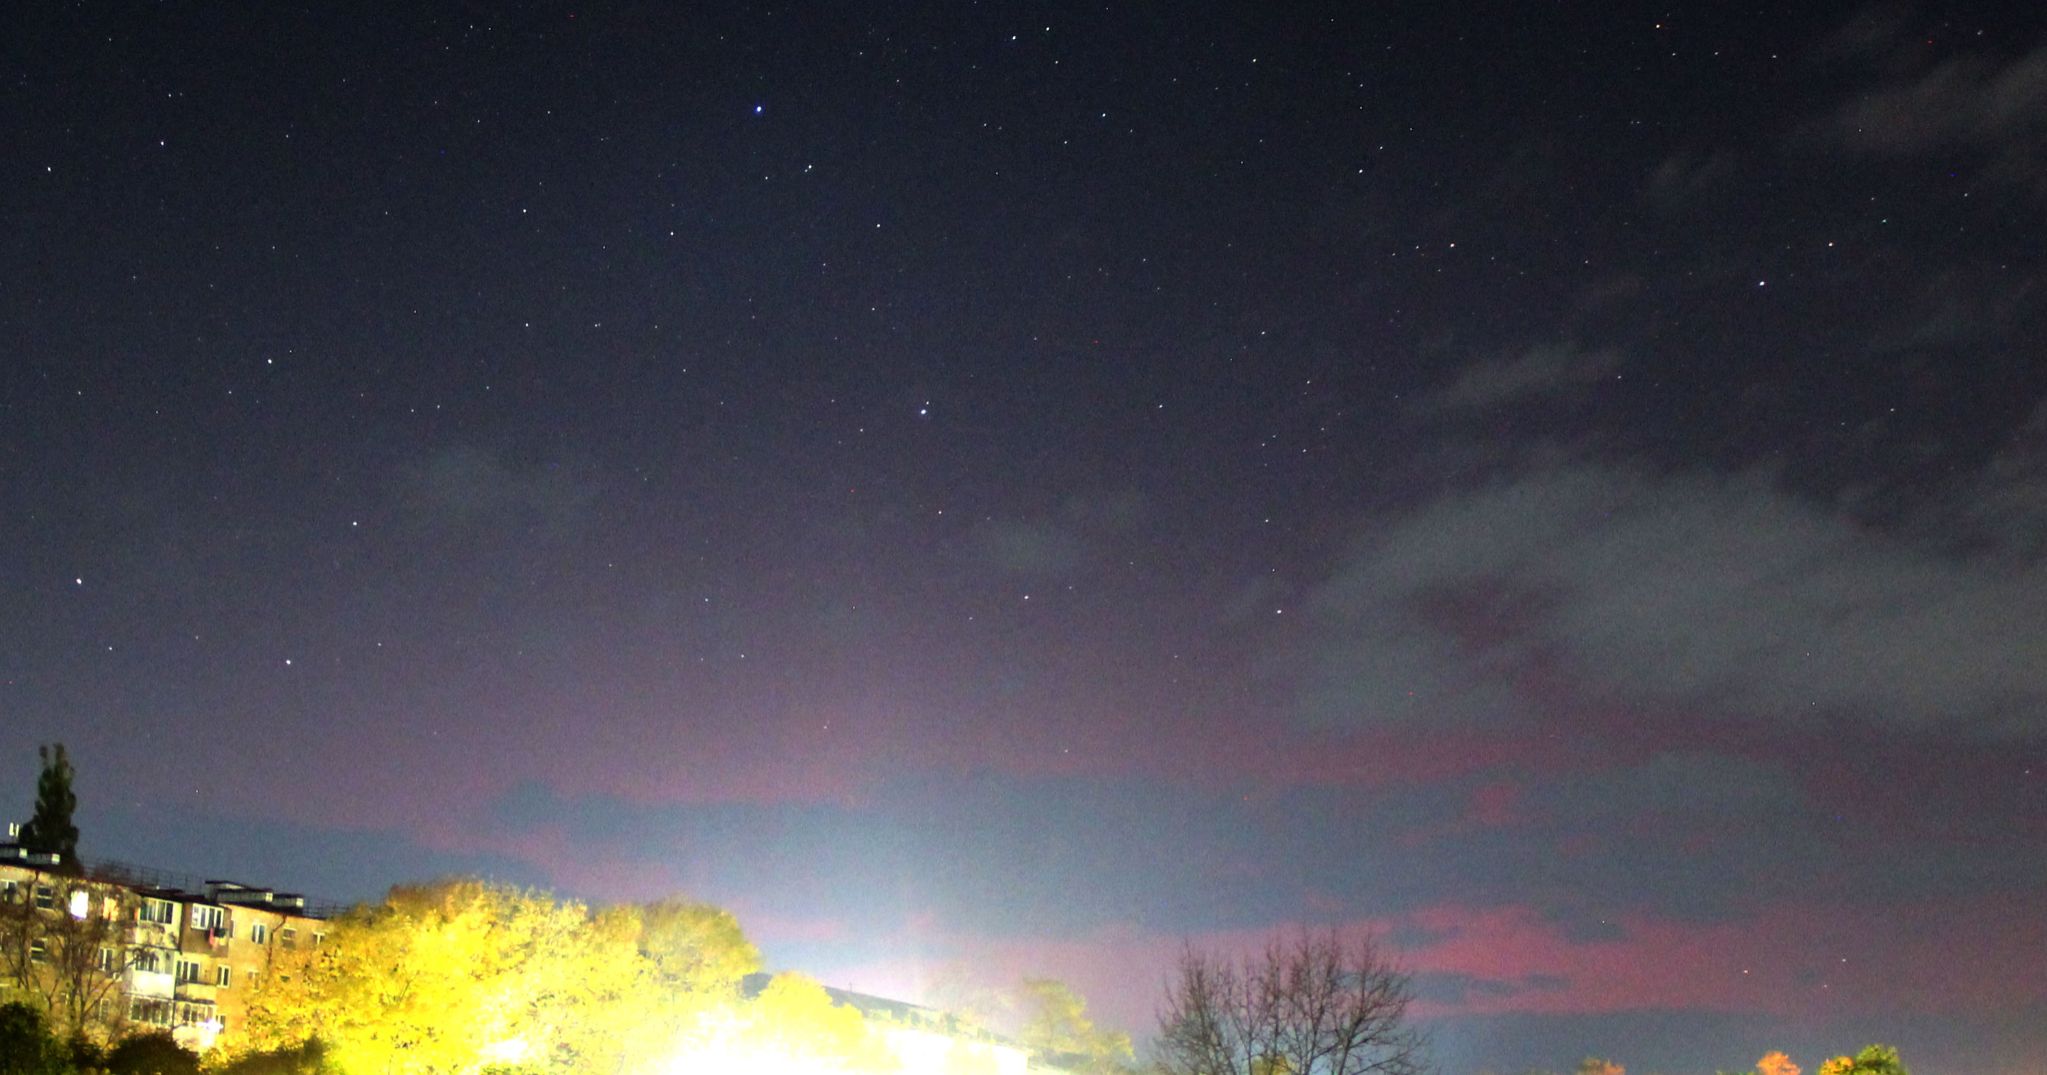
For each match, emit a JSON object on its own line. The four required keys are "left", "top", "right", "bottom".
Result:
{"left": 1156, "top": 928, "right": 1428, "bottom": 1075}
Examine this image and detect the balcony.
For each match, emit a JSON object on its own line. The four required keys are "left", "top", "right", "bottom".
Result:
{"left": 173, "top": 979, "right": 217, "bottom": 1003}
{"left": 128, "top": 920, "right": 178, "bottom": 947}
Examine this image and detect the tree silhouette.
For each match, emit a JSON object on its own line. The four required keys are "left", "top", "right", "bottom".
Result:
{"left": 1156, "top": 929, "right": 1426, "bottom": 1075}
{"left": 17, "top": 744, "right": 80, "bottom": 875}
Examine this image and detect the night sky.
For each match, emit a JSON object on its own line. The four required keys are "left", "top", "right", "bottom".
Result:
{"left": 6, "top": 3, "right": 2046, "bottom": 1072}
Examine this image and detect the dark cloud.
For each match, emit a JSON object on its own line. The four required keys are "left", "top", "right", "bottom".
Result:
{"left": 1413, "top": 971, "right": 1569, "bottom": 1007}
{"left": 1296, "top": 456, "right": 2047, "bottom": 737}
{"left": 1869, "top": 266, "right": 2041, "bottom": 354}
{"left": 1816, "top": 26, "right": 2047, "bottom": 188}
{"left": 1641, "top": 149, "right": 1739, "bottom": 213}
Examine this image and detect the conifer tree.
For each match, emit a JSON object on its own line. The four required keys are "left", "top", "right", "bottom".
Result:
{"left": 17, "top": 743, "right": 81, "bottom": 874}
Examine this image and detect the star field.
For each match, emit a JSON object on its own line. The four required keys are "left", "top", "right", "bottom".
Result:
{"left": 5, "top": 3, "right": 2047, "bottom": 1073}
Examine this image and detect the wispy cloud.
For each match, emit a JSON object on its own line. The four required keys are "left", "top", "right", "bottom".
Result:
{"left": 1811, "top": 14, "right": 2047, "bottom": 189}
{"left": 966, "top": 489, "right": 1150, "bottom": 577}
{"left": 1294, "top": 457, "right": 2047, "bottom": 737}
{"left": 1419, "top": 344, "right": 1624, "bottom": 414}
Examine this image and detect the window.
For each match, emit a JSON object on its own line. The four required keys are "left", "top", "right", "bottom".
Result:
{"left": 175, "top": 958, "right": 204, "bottom": 984}
{"left": 102, "top": 895, "right": 121, "bottom": 919}
{"left": 2, "top": 879, "right": 17, "bottom": 902}
{"left": 28, "top": 939, "right": 47, "bottom": 963}
{"left": 139, "top": 898, "right": 176, "bottom": 925}
{"left": 68, "top": 889, "right": 90, "bottom": 919}
{"left": 133, "top": 949, "right": 162, "bottom": 974}
{"left": 244, "top": 968, "right": 259, "bottom": 990}
{"left": 216, "top": 965, "right": 232, "bottom": 988}
{"left": 99, "top": 947, "right": 118, "bottom": 973}
{"left": 131, "top": 998, "right": 173, "bottom": 1026}
{"left": 190, "top": 905, "right": 224, "bottom": 931}
{"left": 33, "top": 884, "right": 54, "bottom": 910}
{"left": 249, "top": 922, "right": 269, "bottom": 944}
{"left": 312, "top": 932, "right": 324, "bottom": 948}
{"left": 280, "top": 927, "right": 297, "bottom": 949}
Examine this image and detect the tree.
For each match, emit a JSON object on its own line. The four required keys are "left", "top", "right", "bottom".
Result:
{"left": 17, "top": 744, "right": 81, "bottom": 874}
{"left": 206, "top": 1040, "right": 332, "bottom": 1075}
{"left": 663, "top": 972, "right": 896, "bottom": 1074}
{"left": 1017, "top": 978, "right": 1135, "bottom": 1073}
{"left": 0, "top": 1001, "right": 67, "bottom": 1075}
{"left": 631, "top": 898, "right": 761, "bottom": 992}
{"left": 233, "top": 879, "right": 654, "bottom": 1074}
{"left": 1755, "top": 1051, "right": 1800, "bottom": 1075}
{"left": 1577, "top": 1060, "right": 1624, "bottom": 1075}
{"left": 104, "top": 1030, "right": 200, "bottom": 1075}
{"left": 1155, "top": 929, "right": 1426, "bottom": 1075}
{"left": 0, "top": 876, "right": 137, "bottom": 1039}
{"left": 1816, "top": 1046, "right": 1907, "bottom": 1075}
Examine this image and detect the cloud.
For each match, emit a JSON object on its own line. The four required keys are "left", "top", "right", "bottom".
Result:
{"left": 1815, "top": 31, "right": 2047, "bottom": 188}
{"left": 1829, "top": 46, "right": 2047, "bottom": 153}
{"left": 401, "top": 445, "right": 604, "bottom": 535}
{"left": 1869, "top": 266, "right": 2041, "bottom": 354}
{"left": 1642, "top": 149, "right": 1739, "bottom": 212}
{"left": 1419, "top": 344, "right": 1623, "bottom": 413}
{"left": 1965, "top": 399, "right": 2047, "bottom": 554}
{"left": 967, "top": 489, "right": 1149, "bottom": 577}
{"left": 1296, "top": 458, "right": 2047, "bottom": 737}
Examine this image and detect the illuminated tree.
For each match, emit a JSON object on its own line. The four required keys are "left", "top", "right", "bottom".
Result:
{"left": 0, "top": 876, "right": 135, "bottom": 1039}
{"left": 1756, "top": 1051, "right": 1800, "bottom": 1075}
{"left": 234, "top": 879, "right": 648, "bottom": 1074}
{"left": 18, "top": 744, "right": 81, "bottom": 874}
{"left": 1816, "top": 1046, "right": 1907, "bottom": 1075}
{"left": 1155, "top": 929, "right": 1426, "bottom": 1075}
{"left": 631, "top": 898, "right": 761, "bottom": 992}
{"left": 664, "top": 972, "right": 895, "bottom": 1073}
{"left": 1017, "top": 978, "right": 1135, "bottom": 1073}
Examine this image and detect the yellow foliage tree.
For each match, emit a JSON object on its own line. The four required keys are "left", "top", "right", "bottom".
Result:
{"left": 632, "top": 898, "right": 761, "bottom": 993}
{"left": 1016, "top": 978, "right": 1135, "bottom": 1073}
{"left": 231, "top": 878, "right": 649, "bottom": 1074}
{"left": 1756, "top": 1051, "right": 1800, "bottom": 1075}
{"left": 1815, "top": 1046, "right": 1907, "bottom": 1075}
{"left": 665, "top": 972, "right": 896, "bottom": 1073}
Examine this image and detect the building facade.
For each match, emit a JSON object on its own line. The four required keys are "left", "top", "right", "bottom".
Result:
{"left": 1, "top": 830, "right": 326, "bottom": 1053}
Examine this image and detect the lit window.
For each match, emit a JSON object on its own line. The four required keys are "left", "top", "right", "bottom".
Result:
{"left": 69, "top": 890, "right": 90, "bottom": 919}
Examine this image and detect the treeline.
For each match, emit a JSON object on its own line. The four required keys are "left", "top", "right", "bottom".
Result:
{"left": 4, "top": 876, "right": 1128, "bottom": 1074}
{"left": 1511, "top": 1047, "right": 1912, "bottom": 1075}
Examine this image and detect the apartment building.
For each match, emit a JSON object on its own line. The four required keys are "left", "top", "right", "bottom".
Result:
{"left": 0, "top": 829, "right": 326, "bottom": 1052}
